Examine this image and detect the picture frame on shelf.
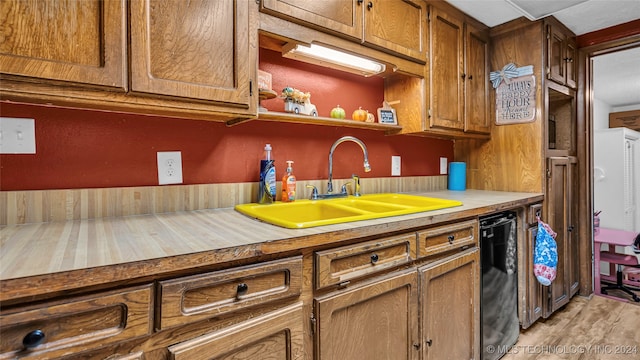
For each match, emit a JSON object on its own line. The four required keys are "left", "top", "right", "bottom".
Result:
{"left": 377, "top": 101, "right": 398, "bottom": 125}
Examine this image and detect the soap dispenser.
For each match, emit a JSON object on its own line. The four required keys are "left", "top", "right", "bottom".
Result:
{"left": 282, "top": 160, "right": 296, "bottom": 202}
{"left": 258, "top": 144, "right": 276, "bottom": 204}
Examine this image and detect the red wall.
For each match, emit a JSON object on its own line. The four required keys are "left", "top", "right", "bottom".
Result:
{"left": 0, "top": 49, "right": 453, "bottom": 191}
{"left": 0, "top": 102, "right": 453, "bottom": 191}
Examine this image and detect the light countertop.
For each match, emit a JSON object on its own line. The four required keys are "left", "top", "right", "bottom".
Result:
{"left": 0, "top": 190, "right": 543, "bottom": 302}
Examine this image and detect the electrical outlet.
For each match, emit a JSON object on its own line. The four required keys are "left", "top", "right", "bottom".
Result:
{"left": 0, "top": 117, "right": 36, "bottom": 154}
{"left": 440, "top": 157, "right": 448, "bottom": 174}
{"left": 391, "top": 156, "right": 401, "bottom": 176}
{"left": 157, "top": 151, "right": 183, "bottom": 185}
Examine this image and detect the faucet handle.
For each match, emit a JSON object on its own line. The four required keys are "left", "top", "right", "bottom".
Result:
{"left": 306, "top": 185, "right": 319, "bottom": 200}
{"left": 341, "top": 182, "right": 351, "bottom": 195}
{"left": 351, "top": 174, "right": 362, "bottom": 197}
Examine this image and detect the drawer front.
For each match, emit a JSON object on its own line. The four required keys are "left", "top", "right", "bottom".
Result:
{"left": 0, "top": 284, "right": 153, "bottom": 359}
{"left": 527, "top": 203, "right": 543, "bottom": 227}
{"left": 315, "top": 233, "right": 416, "bottom": 290}
{"left": 168, "top": 302, "right": 304, "bottom": 360}
{"left": 158, "top": 256, "right": 302, "bottom": 330}
{"left": 417, "top": 219, "right": 478, "bottom": 258}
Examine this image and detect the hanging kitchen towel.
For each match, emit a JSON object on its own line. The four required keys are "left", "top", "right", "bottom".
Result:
{"left": 533, "top": 218, "right": 558, "bottom": 286}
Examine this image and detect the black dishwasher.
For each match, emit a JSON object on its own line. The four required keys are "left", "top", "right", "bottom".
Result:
{"left": 480, "top": 211, "right": 519, "bottom": 360}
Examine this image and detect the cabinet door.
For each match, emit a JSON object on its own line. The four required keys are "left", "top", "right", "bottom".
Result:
{"left": 261, "top": 0, "right": 362, "bottom": 40}
{"left": 547, "top": 25, "right": 566, "bottom": 86}
{"left": 429, "top": 7, "right": 464, "bottom": 131}
{"left": 168, "top": 302, "right": 305, "bottom": 360}
{"left": 565, "top": 39, "right": 577, "bottom": 89}
{"left": 522, "top": 227, "right": 544, "bottom": 329}
{"left": 420, "top": 249, "right": 480, "bottom": 360}
{"left": 464, "top": 24, "right": 490, "bottom": 134}
{"left": 130, "top": 0, "right": 253, "bottom": 108}
{"left": 364, "top": 0, "right": 427, "bottom": 61}
{"left": 546, "top": 156, "right": 578, "bottom": 315}
{"left": 314, "top": 270, "right": 419, "bottom": 360}
{"left": 0, "top": 0, "right": 126, "bottom": 89}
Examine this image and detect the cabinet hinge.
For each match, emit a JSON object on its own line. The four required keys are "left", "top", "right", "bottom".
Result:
{"left": 310, "top": 313, "right": 317, "bottom": 335}
{"left": 428, "top": 108, "right": 432, "bottom": 118}
{"left": 250, "top": 80, "right": 253, "bottom": 97}
{"left": 546, "top": 167, "right": 551, "bottom": 178}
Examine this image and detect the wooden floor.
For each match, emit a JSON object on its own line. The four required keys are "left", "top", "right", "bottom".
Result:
{"left": 500, "top": 295, "right": 640, "bottom": 360}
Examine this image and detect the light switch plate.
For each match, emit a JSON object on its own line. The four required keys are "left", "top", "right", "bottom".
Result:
{"left": 440, "top": 157, "right": 448, "bottom": 174}
{"left": 0, "top": 117, "right": 36, "bottom": 154}
{"left": 391, "top": 156, "right": 401, "bottom": 176}
{"left": 157, "top": 151, "right": 183, "bottom": 185}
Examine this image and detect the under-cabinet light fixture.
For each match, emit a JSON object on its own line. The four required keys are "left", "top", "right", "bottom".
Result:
{"left": 282, "top": 43, "right": 386, "bottom": 77}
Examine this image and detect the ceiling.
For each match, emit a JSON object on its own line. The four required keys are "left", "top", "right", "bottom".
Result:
{"left": 445, "top": 0, "right": 640, "bottom": 35}
{"left": 445, "top": 0, "right": 640, "bottom": 108}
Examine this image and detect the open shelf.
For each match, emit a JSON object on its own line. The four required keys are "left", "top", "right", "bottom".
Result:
{"left": 256, "top": 111, "right": 402, "bottom": 134}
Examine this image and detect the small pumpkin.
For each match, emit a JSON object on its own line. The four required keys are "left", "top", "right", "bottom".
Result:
{"left": 352, "top": 107, "right": 368, "bottom": 122}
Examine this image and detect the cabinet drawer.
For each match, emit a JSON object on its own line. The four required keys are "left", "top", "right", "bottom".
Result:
{"left": 416, "top": 219, "right": 478, "bottom": 258}
{"left": 315, "top": 233, "right": 416, "bottom": 289}
{"left": 168, "top": 302, "right": 304, "bottom": 360}
{"left": 0, "top": 284, "right": 153, "bottom": 359}
{"left": 158, "top": 256, "right": 302, "bottom": 330}
{"left": 527, "top": 203, "right": 543, "bottom": 227}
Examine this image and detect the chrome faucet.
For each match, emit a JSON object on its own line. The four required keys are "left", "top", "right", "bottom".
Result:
{"left": 327, "top": 136, "right": 371, "bottom": 193}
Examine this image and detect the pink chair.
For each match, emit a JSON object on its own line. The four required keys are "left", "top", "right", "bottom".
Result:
{"left": 599, "top": 251, "right": 640, "bottom": 302}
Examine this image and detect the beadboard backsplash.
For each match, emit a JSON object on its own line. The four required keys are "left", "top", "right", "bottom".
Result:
{"left": 1, "top": 176, "right": 447, "bottom": 225}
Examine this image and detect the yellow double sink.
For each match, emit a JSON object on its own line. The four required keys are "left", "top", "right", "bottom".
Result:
{"left": 234, "top": 193, "right": 463, "bottom": 229}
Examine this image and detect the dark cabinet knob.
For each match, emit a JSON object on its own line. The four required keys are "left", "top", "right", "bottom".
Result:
{"left": 370, "top": 253, "right": 379, "bottom": 264}
{"left": 468, "top": 74, "right": 473, "bottom": 80}
{"left": 367, "top": 1, "right": 373, "bottom": 10}
{"left": 564, "top": 57, "right": 574, "bottom": 63}
{"left": 357, "top": 0, "right": 364, "bottom": 4}
{"left": 426, "top": 339, "right": 433, "bottom": 347}
{"left": 23, "top": 329, "right": 45, "bottom": 349}
{"left": 448, "top": 235, "right": 455, "bottom": 244}
{"left": 461, "top": 73, "right": 466, "bottom": 80}
{"left": 568, "top": 225, "right": 575, "bottom": 232}
{"left": 236, "top": 283, "right": 249, "bottom": 298}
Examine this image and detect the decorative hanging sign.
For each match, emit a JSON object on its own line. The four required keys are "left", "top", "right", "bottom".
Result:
{"left": 491, "top": 63, "right": 536, "bottom": 125}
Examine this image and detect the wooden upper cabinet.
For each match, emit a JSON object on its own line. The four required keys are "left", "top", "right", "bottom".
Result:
{"left": 0, "top": 0, "right": 127, "bottom": 89}
{"left": 429, "top": 7, "right": 464, "bottom": 131}
{"left": 130, "top": 0, "right": 253, "bottom": 107}
{"left": 260, "top": 0, "right": 427, "bottom": 62}
{"left": 546, "top": 21, "right": 576, "bottom": 89}
{"left": 363, "top": 0, "right": 427, "bottom": 61}
{"left": 261, "top": 0, "right": 361, "bottom": 39}
{"left": 464, "top": 23, "right": 490, "bottom": 134}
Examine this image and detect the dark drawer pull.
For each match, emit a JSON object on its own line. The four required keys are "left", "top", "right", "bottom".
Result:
{"left": 448, "top": 235, "right": 455, "bottom": 244}
{"left": 23, "top": 329, "right": 45, "bottom": 349}
{"left": 236, "top": 283, "right": 248, "bottom": 298}
{"left": 370, "top": 253, "right": 379, "bottom": 264}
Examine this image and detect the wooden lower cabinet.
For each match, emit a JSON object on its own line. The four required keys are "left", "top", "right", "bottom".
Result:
{"left": 521, "top": 226, "right": 544, "bottom": 329}
{"left": 546, "top": 156, "right": 579, "bottom": 316}
{"left": 419, "top": 249, "right": 480, "bottom": 360}
{"left": 168, "top": 302, "right": 305, "bottom": 360}
{"left": 314, "top": 270, "right": 420, "bottom": 360}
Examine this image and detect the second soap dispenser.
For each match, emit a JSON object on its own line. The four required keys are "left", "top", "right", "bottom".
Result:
{"left": 281, "top": 160, "right": 296, "bottom": 202}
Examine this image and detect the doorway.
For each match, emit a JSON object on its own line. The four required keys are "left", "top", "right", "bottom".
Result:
{"left": 586, "top": 39, "right": 640, "bottom": 295}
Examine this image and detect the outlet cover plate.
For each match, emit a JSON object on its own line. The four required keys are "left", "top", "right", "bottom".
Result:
{"left": 391, "top": 156, "right": 401, "bottom": 176}
{"left": 157, "top": 151, "right": 183, "bottom": 185}
{"left": 440, "top": 157, "right": 448, "bottom": 174}
{"left": 0, "top": 117, "right": 36, "bottom": 154}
